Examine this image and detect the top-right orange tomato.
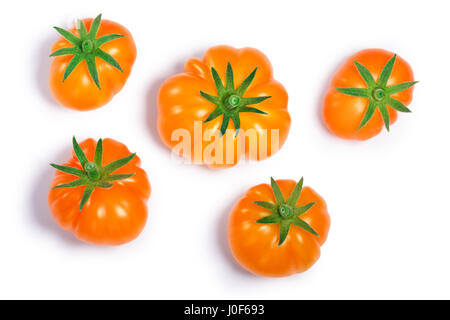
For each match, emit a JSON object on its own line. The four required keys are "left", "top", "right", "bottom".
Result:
{"left": 322, "top": 49, "right": 417, "bottom": 140}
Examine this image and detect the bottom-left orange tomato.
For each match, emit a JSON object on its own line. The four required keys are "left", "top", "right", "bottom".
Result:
{"left": 48, "top": 137, "right": 151, "bottom": 246}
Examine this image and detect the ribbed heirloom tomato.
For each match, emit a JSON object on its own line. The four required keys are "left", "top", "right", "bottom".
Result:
{"left": 323, "top": 49, "right": 417, "bottom": 140}
{"left": 48, "top": 137, "right": 151, "bottom": 245}
{"left": 157, "top": 45, "right": 291, "bottom": 169}
{"left": 228, "top": 178, "right": 330, "bottom": 277}
{"left": 49, "top": 14, "right": 137, "bottom": 111}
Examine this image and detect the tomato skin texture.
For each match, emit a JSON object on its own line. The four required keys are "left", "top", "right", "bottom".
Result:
{"left": 48, "top": 138, "right": 151, "bottom": 245}
{"left": 49, "top": 18, "right": 137, "bottom": 111}
{"left": 228, "top": 180, "right": 330, "bottom": 277}
{"left": 157, "top": 45, "right": 291, "bottom": 169}
{"left": 323, "top": 49, "right": 415, "bottom": 140}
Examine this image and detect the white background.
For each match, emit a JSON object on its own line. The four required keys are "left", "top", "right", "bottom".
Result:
{"left": 0, "top": 0, "right": 449, "bottom": 299}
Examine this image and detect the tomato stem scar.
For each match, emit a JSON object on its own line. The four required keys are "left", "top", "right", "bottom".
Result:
{"left": 85, "top": 162, "right": 100, "bottom": 180}
{"left": 82, "top": 40, "right": 94, "bottom": 53}
{"left": 373, "top": 88, "right": 385, "bottom": 101}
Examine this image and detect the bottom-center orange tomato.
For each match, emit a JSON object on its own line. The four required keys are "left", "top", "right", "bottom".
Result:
{"left": 228, "top": 178, "right": 330, "bottom": 277}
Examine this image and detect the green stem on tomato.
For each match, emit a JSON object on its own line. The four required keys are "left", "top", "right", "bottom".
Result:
{"left": 50, "top": 137, "right": 136, "bottom": 211}
{"left": 335, "top": 54, "right": 418, "bottom": 132}
{"left": 50, "top": 14, "right": 125, "bottom": 90}
{"left": 200, "top": 62, "right": 271, "bottom": 136}
{"left": 255, "top": 177, "right": 319, "bottom": 246}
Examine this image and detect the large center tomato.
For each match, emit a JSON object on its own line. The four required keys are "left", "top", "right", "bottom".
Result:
{"left": 157, "top": 45, "right": 291, "bottom": 169}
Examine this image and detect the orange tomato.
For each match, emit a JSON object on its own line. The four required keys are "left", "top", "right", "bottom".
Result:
{"left": 157, "top": 45, "right": 291, "bottom": 169}
{"left": 48, "top": 138, "right": 150, "bottom": 245}
{"left": 49, "top": 14, "right": 137, "bottom": 111}
{"left": 228, "top": 178, "right": 330, "bottom": 277}
{"left": 323, "top": 49, "right": 417, "bottom": 140}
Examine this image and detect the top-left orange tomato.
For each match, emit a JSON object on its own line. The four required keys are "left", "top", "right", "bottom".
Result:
{"left": 49, "top": 14, "right": 137, "bottom": 111}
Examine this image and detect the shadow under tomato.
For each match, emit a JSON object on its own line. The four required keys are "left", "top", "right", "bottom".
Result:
{"left": 36, "top": 34, "right": 60, "bottom": 109}
{"left": 29, "top": 148, "right": 88, "bottom": 247}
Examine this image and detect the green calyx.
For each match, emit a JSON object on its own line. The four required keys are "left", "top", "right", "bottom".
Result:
{"left": 336, "top": 54, "right": 418, "bottom": 132}
{"left": 255, "top": 177, "right": 319, "bottom": 246}
{"left": 50, "top": 13, "right": 124, "bottom": 89}
{"left": 50, "top": 137, "right": 136, "bottom": 211}
{"left": 200, "top": 62, "right": 271, "bottom": 136}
